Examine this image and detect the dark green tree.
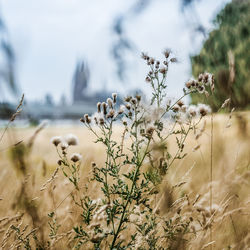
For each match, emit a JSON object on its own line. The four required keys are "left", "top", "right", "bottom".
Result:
{"left": 190, "top": 0, "right": 250, "bottom": 111}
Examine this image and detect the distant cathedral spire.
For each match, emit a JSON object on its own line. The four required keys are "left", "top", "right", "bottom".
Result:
{"left": 72, "top": 60, "right": 90, "bottom": 103}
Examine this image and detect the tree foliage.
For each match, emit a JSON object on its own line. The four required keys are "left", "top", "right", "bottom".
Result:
{"left": 190, "top": 0, "right": 250, "bottom": 111}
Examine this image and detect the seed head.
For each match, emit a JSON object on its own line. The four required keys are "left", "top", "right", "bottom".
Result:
{"left": 126, "top": 104, "right": 131, "bottom": 110}
{"left": 221, "top": 98, "right": 230, "bottom": 109}
{"left": 61, "top": 142, "right": 69, "bottom": 150}
{"left": 170, "top": 57, "right": 178, "bottom": 63}
{"left": 163, "top": 49, "right": 171, "bottom": 58}
{"left": 102, "top": 102, "right": 107, "bottom": 115}
{"left": 71, "top": 153, "right": 82, "bottom": 162}
{"left": 118, "top": 105, "right": 125, "bottom": 114}
{"left": 99, "top": 118, "right": 105, "bottom": 126}
{"left": 149, "top": 57, "right": 155, "bottom": 65}
{"left": 145, "top": 76, "right": 151, "bottom": 83}
{"left": 107, "top": 109, "right": 115, "bottom": 119}
{"left": 172, "top": 105, "right": 179, "bottom": 112}
{"left": 146, "top": 127, "right": 154, "bottom": 137}
{"left": 185, "top": 81, "right": 192, "bottom": 89}
{"left": 136, "top": 95, "right": 141, "bottom": 102}
{"left": 84, "top": 114, "right": 91, "bottom": 124}
{"left": 97, "top": 102, "right": 102, "bottom": 113}
{"left": 107, "top": 98, "right": 113, "bottom": 108}
{"left": 131, "top": 98, "right": 137, "bottom": 105}
{"left": 177, "top": 100, "right": 184, "bottom": 107}
{"left": 160, "top": 67, "right": 167, "bottom": 74}
{"left": 124, "top": 96, "right": 132, "bottom": 102}
{"left": 198, "top": 104, "right": 211, "bottom": 117}
{"left": 50, "top": 136, "right": 61, "bottom": 146}
{"left": 112, "top": 93, "right": 117, "bottom": 104}
{"left": 141, "top": 52, "right": 148, "bottom": 60}
{"left": 198, "top": 85, "right": 205, "bottom": 94}
{"left": 65, "top": 134, "right": 78, "bottom": 146}
{"left": 187, "top": 105, "right": 197, "bottom": 117}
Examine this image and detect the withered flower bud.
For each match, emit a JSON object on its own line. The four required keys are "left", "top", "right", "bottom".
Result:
{"left": 71, "top": 153, "right": 82, "bottom": 162}
{"left": 94, "top": 117, "right": 98, "bottom": 125}
{"left": 124, "top": 96, "right": 132, "bottom": 102}
{"left": 126, "top": 104, "right": 131, "bottom": 110}
{"left": 107, "top": 98, "right": 113, "bottom": 108}
{"left": 145, "top": 76, "right": 151, "bottom": 82}
{"left": 172, "top": 105, "right": 179, "bottom": 112}
{"left": 160, "top": 67, "right": 167, "bottom": 74}
{"left": 99, "top": 118, "right": 105, "bottom": 125}
{"left": 80, "top": 117, "right": 85, "bottom": 123}
{"left": 156, "top": 60, "right": 160, "bottom": 65}
{"left": 198, "top": 74, "right": 203, "bottom": 82}
{"left": 107, "top": 109, "right": 115, "bottom": 119}
{"left": 112, "top": 93, "right": 117, "bottom": 104}
{"left": 185, "top": 81, "right": 192, "bottom": 89}
{"left": 136, "top": 95, "right": 141, "bottom": 102}
{"left": 149, "top": 57, "right": 155, "bottom": 65}
{"left": 146, "top": 127, "right": 154, "bottom": 137}
{"left": 102, "top": 102, "right": 107, "bottom": 115}
{"left": 141, "top": 52, "right": 148, "bottom": 60}
{"left": 177, "top": 100, "right": 184, "bottom": 107}
{"left": 84, "top": 114, "right": 91, "bottom": 124}
{"left": 170, "top": 57, "right": 178, "bottom": 63}
{"left": 131, "top": 98, "right": 137, "bottom": 105}
{"left": 97, "top": 102, "right": 101, "bottom": 113}
{"left": 164, "top": 49, "right": 171, "bottom": 58}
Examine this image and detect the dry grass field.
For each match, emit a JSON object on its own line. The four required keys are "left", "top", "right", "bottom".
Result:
{"left": 0, "top": 112, "right": 249, "bottom": 249}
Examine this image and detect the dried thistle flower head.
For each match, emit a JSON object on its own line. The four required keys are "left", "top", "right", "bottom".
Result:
{"left": 145, "top": 76, "right": 151, "bottom": 83}
{"left": 84, "top": 114, "right": 91, "bottom": 124}
{"left": 118, "top": 105, "right": 125, "bottom": 114}
{"left": 159, "top": 67, "right": 167, "bottom": 74}
{"left": 112, "top": 93, "right": 117, "bottom": 103}
{"left": 50, "top": 136, "right": 61, "bottom": 146}
{"left": 146, "top": 127, "right": 154, "bottom": 137}
{"left": 185, "top": 81, "right": 192, "bottom": 89}
{"left": 177, "top": 100, "right": 184, "bottom": 107}
{"left": 172, "top": 105, "right": 179, "bottom": 112}
{"left": 198, "top": 104, "right": 211, "bottom": 117}
{"left": 141, "top": 52, "right": 148, "bottom": 60}
{"left": 107, "top": 98, "right": 113, "bottom": 108}
{"left": 163, "top": 49, "right": 171, "bottom": 58}
{"left": 170, "top": 57, "right": 178, "bottom": 63}
{"left": 97, "top": 102, "right": 102, "bottom": 113}
{"left": 126, "top": 104, "right": 131, "bottom": 110}
{"left": 61, "top": 142, "right": 69, "bottom": 150}
{"left": 131, "top": 98, "right": 137, "bottom": 105}
{"left": 198, "top": 85, "right": 205, "bottom": 94}
{"left": 102, "top": 102, "right": 107, "bottom": 115}
{"left": 99, "top": 117, "right": 105, "bottom": 125}
{"left": 136, "top": 95, "right": 141, "bottom": 102}
{"left": 65, "top": 134, "right": 78, "bottom": 146}
{"left": 107, "top": 109, "right": 115, "bottom": 119}
{"left": 187, "top": 105, "right": 197, "bottom": 117}
{"left": 71, "top": 153, "right": 82, "bottom": 162}
{"left": 149, "top": 57, "right": 155, "bottom": 65}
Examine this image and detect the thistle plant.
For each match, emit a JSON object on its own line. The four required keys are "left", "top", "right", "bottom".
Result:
{"left": 52, "top": 50, "right": 214, "bottom": 249}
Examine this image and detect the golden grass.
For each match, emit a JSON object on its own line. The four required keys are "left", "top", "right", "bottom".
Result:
{"left": 0, "top": 112, "right": 249, "bottom": 249}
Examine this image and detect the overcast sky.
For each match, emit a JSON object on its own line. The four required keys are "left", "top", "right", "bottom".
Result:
{"left": 0, "top": 0, "right": 230, "bottom": 103}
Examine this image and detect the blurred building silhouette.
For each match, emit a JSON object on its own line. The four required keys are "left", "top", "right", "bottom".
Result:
{"left": 72, "top": 60, "right": 90, "bottom": 103}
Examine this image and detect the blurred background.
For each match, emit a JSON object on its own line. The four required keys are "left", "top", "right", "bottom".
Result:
{"left": 0, "top": 0, "right": 249, "bottom": 123}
